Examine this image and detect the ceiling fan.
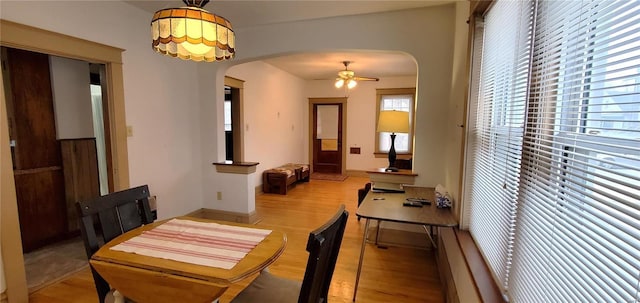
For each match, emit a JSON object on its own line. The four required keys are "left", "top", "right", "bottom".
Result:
{"left": 334, "top": 61, "right": 379, "bottom": 89}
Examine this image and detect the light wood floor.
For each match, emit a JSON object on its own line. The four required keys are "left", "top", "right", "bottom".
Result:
{"left": 29, "top": 176, "right": 444, "bottom": 303}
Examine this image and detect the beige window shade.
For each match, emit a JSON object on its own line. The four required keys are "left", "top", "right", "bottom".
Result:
{"left": 316, "top": 105, "right": 338, "bottom": 140}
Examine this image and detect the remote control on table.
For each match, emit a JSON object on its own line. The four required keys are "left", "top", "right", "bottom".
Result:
{"left": 406, "top": 198, "right": 431, "bottom": 205}
{"left": 402, "top": 201, "right": 423, "bottom": 207}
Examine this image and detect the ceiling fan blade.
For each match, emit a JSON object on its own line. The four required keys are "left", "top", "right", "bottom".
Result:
{"left": 354, "top": 76, "right": 379, "bottom": 81}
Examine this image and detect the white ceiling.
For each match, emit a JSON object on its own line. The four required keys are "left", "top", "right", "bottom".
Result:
{"left": 261, "top": 51, "right": 417, "bottom": 80}
{"left": 125, "top": 0, "right": 450, "bottom": 80}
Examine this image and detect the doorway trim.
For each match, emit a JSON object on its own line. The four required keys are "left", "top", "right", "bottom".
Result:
{"left": 0, "top": 19, "right": 129, "bottom": 301}
{"left": 308, "top": 97, "right": 347, "bottom": 174}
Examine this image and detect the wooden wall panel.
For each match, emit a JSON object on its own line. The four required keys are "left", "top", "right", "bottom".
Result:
{"left": 5, "top": 48, "right": 61, "bottom": 169}
{"left": 61, "top": 138, "right": 100, "bottom": 232}
{"left": 14, "top": 169, "right": 67, "bottom": 252}
{"left": 4, "top": 47, "right": 67, "bottom": 253}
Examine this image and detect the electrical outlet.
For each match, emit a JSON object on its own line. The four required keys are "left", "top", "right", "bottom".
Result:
{"left": 217, "top": 191, "right": 222, "bottom": 200}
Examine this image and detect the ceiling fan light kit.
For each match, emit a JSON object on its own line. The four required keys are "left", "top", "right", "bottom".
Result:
{"left": 151, "top": 0, "right": 235, "bottom": 62}
{"left": 347, "top": 79, "right": 357, "bottom": 89}
{"left": 334, "top": 61, "right": 378, "bottom": 90}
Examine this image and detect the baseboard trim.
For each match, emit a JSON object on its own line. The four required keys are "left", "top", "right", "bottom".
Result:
{"left": 346, "top": 170, "right": 369, "bottom": 178}
{"left": 255, "top": 184, "right": 263, "bottom": 196}
{"left": 185, "top": 208, "right": 261, "bottom": 224}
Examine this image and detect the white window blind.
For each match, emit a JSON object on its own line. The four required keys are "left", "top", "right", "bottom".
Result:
{"left": 463, "top": 0, "right": 640, "bottom": 301}
{"left": 509, "top": 1, "right": 640, "bottom": 302}
{"left": 463, "top": 0, "right": 534, "bottom": 292}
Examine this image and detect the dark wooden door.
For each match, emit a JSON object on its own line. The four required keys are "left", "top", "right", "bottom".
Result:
{"left": 313, "top": 104, "right": 342, "bottom": 174}
{"left": 4, "top": 47, "right": 68, "bottom": 252}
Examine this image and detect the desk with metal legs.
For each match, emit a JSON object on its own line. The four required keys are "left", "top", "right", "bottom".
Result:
{"left": 352, "top": 187, "right": 458, "bottom": 301}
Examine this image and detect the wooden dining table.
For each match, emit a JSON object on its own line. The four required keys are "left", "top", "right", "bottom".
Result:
{"left": 90, "top": 216, "right": 287, "bottom": 303}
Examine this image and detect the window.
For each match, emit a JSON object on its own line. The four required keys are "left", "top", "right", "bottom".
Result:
{"left": 463, "top": 0, "right": 533, "bottom": 290}
{"left": 375, "top": 88, "right": 415, "bottom": 155}
{"left": 463, "top": 1, "right": 640, "bottom": 302}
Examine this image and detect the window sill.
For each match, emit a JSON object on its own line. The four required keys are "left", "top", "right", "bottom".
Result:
{"left": 373, "top": 153, "right": 413, "bottom": 159}
{"left": 455, "top": 229, "right": 504, "bottom": 303}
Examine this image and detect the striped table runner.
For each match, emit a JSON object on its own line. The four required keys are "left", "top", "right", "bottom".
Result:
{"left": 110, "top": 219, "right": 272, "bottom": 269}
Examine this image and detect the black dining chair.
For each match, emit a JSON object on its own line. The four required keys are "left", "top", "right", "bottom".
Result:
{"left": 75, "top": 185, "right": 155, "bottom": 303}
{"left": 231, "top": 204, "right": 349, "bottom": 303}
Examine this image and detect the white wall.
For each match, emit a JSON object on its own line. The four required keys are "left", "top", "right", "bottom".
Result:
{"left": 49, "top": 56, "right": 94, "bottom": 139}
{"left": 0, "top": 1, "right": 204, "bottom": 219}
{"left": 225, "top": 62, "right": 307, "bottom": 189}
{"left": 306, "top": 76, "right": 417, "bottom": 171}
{"left": 1, "top": 1, "right": 466, "bottom": 217}
{"left": 199, "top": 3, "right": 459, "bottom": 209}
{"left": 444, "top": 1, "right": 470, "bottom": 216}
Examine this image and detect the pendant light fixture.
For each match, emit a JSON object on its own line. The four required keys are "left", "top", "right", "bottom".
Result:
{"left": 151, "top": 0, "right": 235, "bottom": 62}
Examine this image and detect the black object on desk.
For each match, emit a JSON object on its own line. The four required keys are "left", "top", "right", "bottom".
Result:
{"left": 406, "top": 197, "right": 431, "bottom": 205}
{"left": 371, "top": 188, "right": 405, "bottom": 193}
{"left": 402, "top": 201, "right": 423, "bottom": 207}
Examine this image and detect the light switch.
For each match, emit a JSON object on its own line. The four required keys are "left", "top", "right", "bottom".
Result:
{"left": 126, "top": 125, "right": 133, "bottom": 137}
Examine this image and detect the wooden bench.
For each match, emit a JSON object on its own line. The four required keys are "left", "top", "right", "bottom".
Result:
{"left": 263, "top": 163, "right": 310, "bottom": 195}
